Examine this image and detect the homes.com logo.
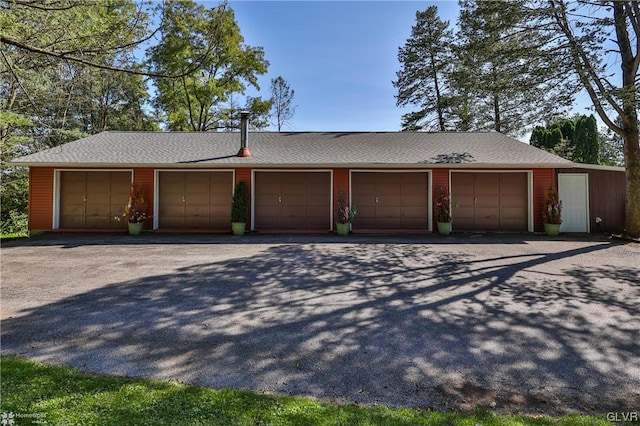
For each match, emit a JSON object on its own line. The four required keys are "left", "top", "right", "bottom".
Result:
{"left": 1, "top": 412, "right": 47, "bottom": 425}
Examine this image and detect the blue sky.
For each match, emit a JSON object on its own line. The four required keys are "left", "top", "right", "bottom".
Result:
{"left": 225, "top": 1, "right": 460, "bottom": 132}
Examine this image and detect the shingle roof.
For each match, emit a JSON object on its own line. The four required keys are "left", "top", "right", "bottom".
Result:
{"left": 10, "top": 131, "right": 573, "bottom": 167}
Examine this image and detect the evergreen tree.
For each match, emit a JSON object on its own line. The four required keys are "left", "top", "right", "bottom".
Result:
{"left": 394, "top": 6, "right": 455, "bottom": 131}
{"left": 270, "top": 76, "right": 296, "bottom": 132}
{"left": 574, "top": 114, "right": 599, "bottom": 164}
{"left": 453, "top": 0, "right": 576, "bottom": 136}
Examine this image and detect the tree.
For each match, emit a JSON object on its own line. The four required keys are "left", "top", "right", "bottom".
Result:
{"left": 1, "top": 0, "right": 158, "bottom": 233}
{"left": 548, "top": 0, "right": 640, "bottom": 236}
{"left": 270, "top": 76, "right": 296, "bottom": 132}
{"left": 453, "top": 0, "right": 576, "bottom": 137}
{"left": 148, "top": 0, "right": 269, "bottom": 131}
{"left": 573, "top": 114, "right": 599, "bottom": 164}
{"left": 394, "top": 6, "right": 455, "bottom": 131}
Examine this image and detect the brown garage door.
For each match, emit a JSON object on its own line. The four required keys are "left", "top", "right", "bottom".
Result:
{"left": 351, "top": 172, "right": 429, "bottom": 230}
{"left": 59, "top": 171, "right": 131, "bottom": 229}
{"left": 158, "top": 171, "right": 233, "bottom": 229}
{"left": 254, "top": 172, "right": 331, "bottom": 230}
{"left": 452, "top": 172, "right": 528, "bottom": 231}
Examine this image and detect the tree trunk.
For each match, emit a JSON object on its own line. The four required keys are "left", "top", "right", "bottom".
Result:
{"left": 622, "top": 130, "right": 640, "bottom": 236}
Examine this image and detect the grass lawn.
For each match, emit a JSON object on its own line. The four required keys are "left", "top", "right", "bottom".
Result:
{"left": 0, "top": 231, "right": 28, "bottom": 243}
{"left": 0, "top": 354, "right": 626, "bottom": 425}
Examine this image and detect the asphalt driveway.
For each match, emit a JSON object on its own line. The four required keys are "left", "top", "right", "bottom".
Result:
{"left": 1, "top": 233, "right": 639, "bottom": 414}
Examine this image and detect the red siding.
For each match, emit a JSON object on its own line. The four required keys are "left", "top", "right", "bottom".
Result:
{"left": 431, "top": 169, "right": 449, "bottom": 230}
{"left": 533, "top": 168, "right": 555, "bottom": 232}
{"left": 133, "top": 168, "right": 155, "bottom": 229}
{"left": 27, "top": 165, "right": 559, "bottom": 234}
{"left": 235, "top": 168, "right": 252, "bottom": 229}
{"left": 333, "top": 168, "right": 350, "bottom": 227}
{"left": 557, "top": 168, "right": 625, "bottom": 233}
{"left": 29, "top": 167, "right": 55, "bottom": 231}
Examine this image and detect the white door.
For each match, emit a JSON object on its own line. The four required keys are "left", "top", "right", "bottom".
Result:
{"left": 558, "top": 174, "right": 589, "bottom": 233}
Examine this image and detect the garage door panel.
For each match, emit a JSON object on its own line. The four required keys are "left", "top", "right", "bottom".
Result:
{"left": 404, "top": 206, "right": 429, "bottom": 217}
{"left": 254, "top": 172, "right": 330, "bottom": 230}
{"left": 451, "top": 172, "right": 528, "bottom": 231}
{"left": 158, "top": 171, "right": 232, "bottom": 229}
{"left": 403, "top": 217, "right": 427, "bottom": 228}
{"left": 351, "top": 172, "right": 429, "bottom": 230}
{"left": 281, "top": 205, "right": 306, "bottom": 218}
{"left": 60, "top": 171, "right": 130, "bottom": 229}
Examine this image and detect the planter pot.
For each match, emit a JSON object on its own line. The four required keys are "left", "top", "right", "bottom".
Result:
{"left": 544, "top": 223, "right": 561, "bottom": 236}
{"left": 437, "top": 221, "right": 452, "bottom": 235}
{"left": 335, "top": 222, "right": 350, "bottom": 236}
{"left": 232, "top": 222, "right": 246, "bottom": 236}
{"left": 128, "top": 222, "right": 143, "bottom": 236}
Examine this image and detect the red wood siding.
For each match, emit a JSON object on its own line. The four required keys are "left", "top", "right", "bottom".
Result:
{"left": 533, "top": 168, "right": 555, "bottom": 232}
{"left": 431, "top": 169, "right": 449, "bottom": 230}
{"left": 333, "top": 168, "right": 349, "bottom": 228}
{"left": 29, "top": 167, "right": 54, "bottom": 231}
{"left": 133, "top": 168, "right": 154, "bottom": 229}
{"left": 235, "top": 168, "right": 252, "bottom": 229}
{"left": 557, "top": 168, "right": 625, "bottom": 233}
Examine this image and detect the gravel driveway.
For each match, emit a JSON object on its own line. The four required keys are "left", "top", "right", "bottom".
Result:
{"left": 2, "top": 233, "right": 639, "bottom": 415}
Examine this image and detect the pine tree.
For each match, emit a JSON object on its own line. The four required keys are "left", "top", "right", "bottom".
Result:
{"left": 394, "top": 6, "right": 454, "bottom": 131}
{"left": 270, "top": 76, "right": 296, "bottom": 132}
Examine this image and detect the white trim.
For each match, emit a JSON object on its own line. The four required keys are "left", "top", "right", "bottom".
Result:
{"left": 53, "top": 169, "right": 133, "bottom": 229}
{"left": 251, "top": 169, "right": 334, "bottom": 231}
{"left": 569, "top": 163, "right": 625, "bottom": 172}
{"left": 349, "top": 169, "right": 433, "bottom": 232}
{"left": 449, "top": 170, "right": 534, "bottom": 232}
{"left": 153, "top": 169, "right": 236, "bottom": 231}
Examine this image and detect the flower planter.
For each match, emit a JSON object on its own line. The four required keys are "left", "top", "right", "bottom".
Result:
{"left": 232, "top": 222, "right": 246, "bottom": 236}
{"left": 544, "top": 223, "right": 561, "bottom": 236}
{"left": 128, "top": 222, "right": 143, "bottom": 236}
{"left": 335, "top": 222, "right": 350, "bottom": 236}
{"left": 437, "top": 221, "right": 452, "bottom": 235}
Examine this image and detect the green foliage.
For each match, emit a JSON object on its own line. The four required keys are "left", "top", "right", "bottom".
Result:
{"left": 0, "top": 354, "right": 623, "bottom": 426}
{"left": 396, "top": 1, "right": 576, "bottom": 136}
{"left": 450, "top": 0, "right": 576, "bottom": 136}
{"left": 394, "top": 6, "right": 455, "bottom": 131}
{"left": 231, "top": 181, "right": 248, "bottom": 223}
{"left": 529, "top": 115, "right": 604, "bottom": 163}
{"left": 148, "top": 0, "right": 269, "bottom": 131}
{"left": 574, "top": 115, "right": 599, "bottom": 164}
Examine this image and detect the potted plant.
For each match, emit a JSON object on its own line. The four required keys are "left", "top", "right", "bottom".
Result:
{"left": 542, "top": 186, "right": 562, "bottom": 236}
{"left": 434, "top": 185, "right": 452, "bottom": 235}
{"left": 121, "top": 183, "right": 149, "bottom": 235}
{"left": 335, "top": 189, "right": 356, "bottom": 236}
{"left": 231, "top": 181, "right": 249, "bottom": 235}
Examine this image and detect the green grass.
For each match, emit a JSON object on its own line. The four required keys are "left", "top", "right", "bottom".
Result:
{"left": 0, "top": 354, "right": 624, "bottom": 425}
{"left": 0, "top": 231, "right": 28, "bottom": 242}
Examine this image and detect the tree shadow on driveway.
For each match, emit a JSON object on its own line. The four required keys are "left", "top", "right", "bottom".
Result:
{"left": 2, "top": 241, "right": 639, "bottom": 414}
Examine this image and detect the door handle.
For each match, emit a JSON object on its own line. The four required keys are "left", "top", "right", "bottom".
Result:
{"left": 83, "top": 195, "right": 87, "bottom": 202}
{"left": 182, "top": 195, "right": 186, "bottom": 203}
{"left": 278, "top": 196, "right": 282, "bottom": 203}
{"left": 375, "top": 196, "right": 379, "bottom": 203}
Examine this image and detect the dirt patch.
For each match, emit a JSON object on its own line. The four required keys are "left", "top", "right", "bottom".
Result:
{"left": 434, "top": 380, "right": 639, "bottom": 416}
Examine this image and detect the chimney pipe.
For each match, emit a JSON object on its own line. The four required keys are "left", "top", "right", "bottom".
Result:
{"left": 237, "top": 111, "right": 251, "bottom": 157}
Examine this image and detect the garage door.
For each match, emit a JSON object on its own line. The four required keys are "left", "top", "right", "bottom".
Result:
{"left": 158, "top": 171, "right": 233, "bottom": 229}
{"left": 254, "top": 172, "right": 331, "bottom": 230}
{"left": 452, "top": 172, "right": 528, "bottom": 231}
{"left": 59, "top": 171, "right": 131, "bottom": 229}
{"left": 351, "top": 172, "right": 429, "bottom": 230}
